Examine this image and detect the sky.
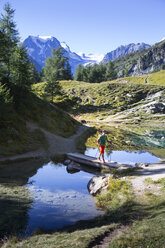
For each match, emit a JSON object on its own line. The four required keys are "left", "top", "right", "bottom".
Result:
{"left": 0, "top": 0, "right": 165, "bottom": 55}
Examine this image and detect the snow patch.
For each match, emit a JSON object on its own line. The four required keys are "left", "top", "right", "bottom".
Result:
{"left": 38, "top": 35, "right": 53, "bottom": 40}
{"left": 77, "top": 52, "right": 104, "bottom": 64}
{"left": 60, "top": 41, "right": 70, "bottom": 52}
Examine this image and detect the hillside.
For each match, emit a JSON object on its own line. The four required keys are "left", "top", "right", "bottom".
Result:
{"left": 0, "top": 88, "right": 78, "bottom": 158}
{"left": 33, "top": 70, "right": 165, "bottom": 125}
{"left": 103, "top": 42, "right": 150, "bottom": 62}
{"left": 113, "top": 40, "right": 165, "bottom": 77}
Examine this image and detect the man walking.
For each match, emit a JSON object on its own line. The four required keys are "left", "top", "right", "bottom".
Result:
{"left": 97, "top": 130, "right": 110, "bottom": 163}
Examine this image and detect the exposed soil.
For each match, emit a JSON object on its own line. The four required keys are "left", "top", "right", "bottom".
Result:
{"left": 87, "top": 225, "right": 130, "bottom": 248}
{"left": 0, "top": 122, "right": 89, "bottom": 163}
{"left": 130, "top": 161, "right": 165, "bottom": 195}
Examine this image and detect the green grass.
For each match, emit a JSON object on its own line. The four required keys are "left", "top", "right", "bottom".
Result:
{"left": 32, "top": 70, "right": 165, "bottom": 125}
{"left": 112, "top": 39, "right": 165, "bottom": 79}
{"left": 96, "top": 177, "right": 133, "bottom": 210}
{"left": 102, "top": 70, "right": 165, "bottom": 86}
{"left": 0, "top": 91, "right": 78, "bottom": 157}
{"left": 110, "top": 167, "right": 140, "bottom": 177}
{"left": 75, "top": 126, "right": 96, "bottom": 152}
{"left": 2, "top": 173, "right": 165, "bottom": 248}
{"left": 109, "top": 194, "right": 165, "bottom": 248}
{"left": 31, "top": 71, "right": 165, "bottom": 136}
{"left": 0, "top": 184, "right": 32, "bottom": 240}
{"left": 145, "top": 177, "right": 165, "bottom": 189}
{"left": 84, "top": 124, "right": 165, "bottom": 151}
{"left": 0, "top": 159, "right": 48, "bottom": 239}
{"left": 0, "top": 128, "right": 48, "bottom": 157}
{"left": 122, "top": 70, "right": 165, "bottom": 86}
{"left": 1, "top": 176, "right": 134, "bottom": 248}
{"left": 1, "top": 225, "right": 117, "bottom": 248}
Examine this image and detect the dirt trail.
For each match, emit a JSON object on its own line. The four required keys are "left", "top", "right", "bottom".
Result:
{"left": 88, "top": 161, "right": 165, "bottom": 248}
{"left": 0, "top": 122, "right": 89, "bottom": 163}
{"left": 88, "top": 225, "right": 130, "bottom": 248}
{"left": 130, "top": 161, "right": 165, "bottom": 195}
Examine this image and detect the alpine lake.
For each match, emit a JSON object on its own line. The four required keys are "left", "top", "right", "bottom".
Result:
{"left": 0, "top": 125, "right": 165, "bottom": 239}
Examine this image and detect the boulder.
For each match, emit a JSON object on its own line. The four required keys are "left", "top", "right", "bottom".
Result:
{"left": 135, "top": 163, "right": 149, "bottom": 168}
{"left": 87, "top": 175, "right": 109, "bottom": 196}
{"left": 64, "top": 159, "right": 71, "bottom": 165}
{"left": 66, "top": 161, "right": 81, "bottom": 174}
{"left": 145, "top": 102, "right": 165, "bottom": 114}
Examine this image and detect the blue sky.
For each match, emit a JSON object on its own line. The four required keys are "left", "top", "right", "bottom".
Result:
{"left": 0, "top": 0, "right": 165, "bottom": 54}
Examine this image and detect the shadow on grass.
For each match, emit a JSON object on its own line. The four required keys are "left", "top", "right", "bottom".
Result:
{"left": 144, "top": 200, "right": 165, "bottom": 219}
{"left": 0, "top": 159, "right": 47, "bottom": 239}
{"left": 0, "top": 197, "right": 31, "bottom": 239}
{"left": 56, "top": 100, "right": 113, "bottom": 115}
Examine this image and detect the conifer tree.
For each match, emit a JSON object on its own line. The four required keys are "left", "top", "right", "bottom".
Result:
{"left": 10, "top": 45, "right": 37, "bottom": 109}
{"left": 0, "top": 2, "right": 19, "bottom": 84}
{"left": 43, "top": 47, "right": 71, "bottom": 101}
{"left": 74, "top": 64, "right": 84, "bottom": 81}
{"left": 0, "top": 3, "right": 39, "bottom": 109}
{"left": 105, "top": 61, "right": 117, "bottom": 81}
{"left": 88, "top": 64, "right": 100, "bottom": 83}
{"left": 98, "top": 63, "right": 106, "bottom": 82}
{"left": 64, "top": 61, "right": 72, "bottom": 80}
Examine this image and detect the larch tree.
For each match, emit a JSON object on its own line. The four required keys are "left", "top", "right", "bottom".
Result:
{"left": 43, "top": 47, "right": 72, "bottom": 102}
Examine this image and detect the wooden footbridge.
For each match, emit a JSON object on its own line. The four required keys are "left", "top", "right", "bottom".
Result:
{"left": 67, "top": 153, "right": 132, "bottom": 169}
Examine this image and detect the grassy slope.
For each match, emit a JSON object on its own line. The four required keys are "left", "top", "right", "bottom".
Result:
{"left": 32, "top": 71, "right": 165, "bottom": 123}
{"left": 108, "top": 185, "right": 165, "bottom": 248}
{"left": 120, "top": 70, "right": 165, "bottom": 86}
{"left": 0, "top": 92, "right": 78, "bottom": 157}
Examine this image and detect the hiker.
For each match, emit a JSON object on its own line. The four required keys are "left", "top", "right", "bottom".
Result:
{"left": 97, "top": 130, "right": 110, "bottom": 163}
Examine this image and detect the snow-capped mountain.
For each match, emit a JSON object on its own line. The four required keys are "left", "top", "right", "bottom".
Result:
{"left": 23, "top": 35, "right": 152, "bottom": 74}
{"left": 160, "top": 37, "right": 165, "bottom": 42}
{"left": 23, "top": 36, "right": 82, "bottom": 73}
{"left": 23, "top": 35, "right": 105, "bottom": 74}
{"left": 60, "top": 41, "right": 83, "bottom": 72}
{"left": 23, "top": 36, "right": 61, "bottom": 71}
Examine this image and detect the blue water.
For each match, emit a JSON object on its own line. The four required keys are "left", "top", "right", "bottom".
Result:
{"left": 24, "top": 148, "right": 160, "bottom": 234}
{"left": 85, "top": 148, "right": 160, "bottom": 165}
{"left": 25, "top": 162, "right": 102, "bottom": 234}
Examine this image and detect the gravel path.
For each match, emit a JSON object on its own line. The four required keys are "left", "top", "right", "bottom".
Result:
{"left": 130, "top": 161, "right": 165, "bottom": 195}
{"left": 0, "top": 122, "right": 89, "bottom": 163}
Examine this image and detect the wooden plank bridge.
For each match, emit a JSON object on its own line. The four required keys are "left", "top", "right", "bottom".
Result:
{"left": 67, "top": 153, "right": 132, "bottom": 169}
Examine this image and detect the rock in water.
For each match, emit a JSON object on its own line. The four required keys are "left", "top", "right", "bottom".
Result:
{"left": 66, "top": 161, "right": 81, "bottom": 174}
{"left": 87, "top": 175, "right": 108, "bottom": 196}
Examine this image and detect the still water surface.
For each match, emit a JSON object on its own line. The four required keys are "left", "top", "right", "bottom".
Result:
{"left": 25, "top": 162, "right": 102, "bottom": 234}
{"left": 25, "top": 148, "right": 160, "bottom": 234}
{"left": 85, "top": 148, "right": 160, "bottom": 165}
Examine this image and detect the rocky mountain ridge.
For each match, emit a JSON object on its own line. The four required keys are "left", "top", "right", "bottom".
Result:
{"left": 113, "top": 40, "right": 165, "bottom": 77}
{"left": 23, "top": 36, "right": 83, "bottom": 73}
{"left": 103, "top": 43, "right": 151, "bottom": 62}
{"left": 23, "top": 35, "right": 152, "bottom": 74}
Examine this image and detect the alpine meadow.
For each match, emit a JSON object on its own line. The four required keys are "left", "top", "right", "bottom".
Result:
{"left": 1, "top": 1, "right": 165, "bottom": 248}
